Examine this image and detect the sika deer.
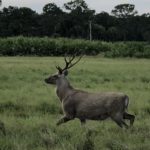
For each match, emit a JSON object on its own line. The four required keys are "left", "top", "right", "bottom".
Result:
{"left": 45, "top": 55, "right": 135, "bottom": 128}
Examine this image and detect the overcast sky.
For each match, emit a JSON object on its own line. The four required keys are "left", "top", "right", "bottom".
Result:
{"left": 1, "top": 0, "right": 150, "bottom": 14}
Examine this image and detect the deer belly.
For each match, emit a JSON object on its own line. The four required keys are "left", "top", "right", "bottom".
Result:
{"left": 76, "top": 107, "right": 109, "bottom": 120}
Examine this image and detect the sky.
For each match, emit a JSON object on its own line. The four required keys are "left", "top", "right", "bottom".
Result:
{"left": 1, "top": 0, "right": 150, "bottom": 14}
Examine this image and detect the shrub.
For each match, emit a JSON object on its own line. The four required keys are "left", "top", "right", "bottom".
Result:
{"left": 0, "top": 37, "right": 150, "bottom": 57}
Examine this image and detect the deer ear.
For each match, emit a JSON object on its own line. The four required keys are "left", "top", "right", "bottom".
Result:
{"left": 63, "top": 70, "right": 68, "bottom": 76}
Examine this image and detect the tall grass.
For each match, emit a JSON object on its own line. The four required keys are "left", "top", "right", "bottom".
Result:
{"left": 0, "top": 57, "right": 150, "bottom": 150}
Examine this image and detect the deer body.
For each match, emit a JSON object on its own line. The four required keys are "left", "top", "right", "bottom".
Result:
{"left": 45, "top": 56, "right": 135, "bottom": 128}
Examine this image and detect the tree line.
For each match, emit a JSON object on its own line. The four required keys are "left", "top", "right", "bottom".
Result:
{"left": 0, "top": 0, "right": 150, "bottom": 41}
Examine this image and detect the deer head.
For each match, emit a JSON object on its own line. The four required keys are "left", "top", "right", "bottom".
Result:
{"left": 45, "top": 55, "right": 83, "bottom": 85}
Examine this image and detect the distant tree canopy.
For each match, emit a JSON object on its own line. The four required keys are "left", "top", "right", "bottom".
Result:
{"left": 43, "top": 3, "right": 63, "bottom": 15}
{"left": 64, "top": 0, "right": 88, "bottom": 11}
{"left": 111, "top": 4, "right": 138, "bottom": 18}
{"left": 0, "top": 0, "right": 150, "bottom": 41}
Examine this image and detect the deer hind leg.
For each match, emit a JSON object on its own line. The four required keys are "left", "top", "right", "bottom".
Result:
{"left": 113, "top": 118, "right": 129, "bottom": 129}
{"left": 56, "top": 116, "right": 74, "bottom": 126}
{"left": 111, "top": 113, "right": 128, "bottom": 128}
{"left": 123, "top": 112, "right": 135, "bottom": 126}
{"left": 113, "top": 119, "right": 123, "bottom": 128}
{"left": 121, "top": 120, "right": 129, "bottom": 129}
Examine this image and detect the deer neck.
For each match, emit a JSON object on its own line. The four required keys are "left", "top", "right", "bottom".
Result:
{"left": 56, "top": 77, "right": 73, "bottom": 101}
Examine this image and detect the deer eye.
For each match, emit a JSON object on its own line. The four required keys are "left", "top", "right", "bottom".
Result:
{"left": 53, "top": 75, "right": 58, "bottom": 79}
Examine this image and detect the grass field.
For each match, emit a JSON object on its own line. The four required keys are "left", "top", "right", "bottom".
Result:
{"left": 0, "top": 57, "right": 150, "bottom": 150}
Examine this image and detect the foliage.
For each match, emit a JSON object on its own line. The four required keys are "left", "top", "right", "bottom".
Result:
{"left": 0, "top": 1, "right": 150, "bottom": 41}
{"left": 0, "top": 37, "right": 150, "bottom": 57}
{"left": 0, "top": 37, "right": 109, "bottom": 56}
{"left": 0, "top": 57, "right": 150, "bottom": 149}
{"left": 111, "top": 4, "right": 138, "bottom": 18}
{"left": 105, "top": 42, "right": 150, "bottom": 58}
{"left": 64, "top": 0, "right": 88, "bottom": 11}
{"left": 43, "top": 3, "right": 63, "bottom": 16}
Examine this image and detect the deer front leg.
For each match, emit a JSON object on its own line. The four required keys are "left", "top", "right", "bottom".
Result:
{"left": 56, "top": 116, "right": 74, "bottom": 126}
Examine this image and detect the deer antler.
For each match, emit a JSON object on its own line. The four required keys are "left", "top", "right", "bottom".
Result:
{"left": 56, "top": 65, "right": 63, "bottom": 73}
{"left": 56, "top": 54, "right": 83, "bottom": 74}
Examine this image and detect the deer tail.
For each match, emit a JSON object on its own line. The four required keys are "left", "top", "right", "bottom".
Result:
{"left": 124, "top": 95, "right": 129, "bottom": 110}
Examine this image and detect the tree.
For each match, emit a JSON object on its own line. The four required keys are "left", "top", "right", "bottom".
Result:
{"left": 94, "top": 12, "right": 116, "bottom": 29}
{"left": 64, "top": 0, "right": 88, "bottom": 12}
{"left": 107, "top": 27, "right": 119, "bottom": 41}
{"left": 63, "top": 0, "right": 95, "bottom": 39}
{"left": 0, "top": 6, "right": 38, "bottom": 36}
{"left": 0, "top": 0, "right": 2, "bottom": 6}
{"left": 111, "top": 4, "right": 138, "bottom": 18}
{"left": 92, "top": 24, "right": 105, "bottom": 40}
{"left": 43, "top": 3, "right": 63, "bottom": 16}
{"left": 41, "top": 3, "right": 65, "bottom": 36}
{"left": 142, "top": 13, "right": 150, "bottom": 18}
{"left": 143, "top": 31, "right": 150, "bottom": 41}
{"left": 64, "top": 0, "right": 95, "bottom": 18}
{"left": 0, "top": 1, "right": 150, "bottom": 41}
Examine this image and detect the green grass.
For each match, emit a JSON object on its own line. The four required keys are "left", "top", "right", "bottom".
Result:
{"left": 0, "top": 57, "right": 150, "bottom": 150}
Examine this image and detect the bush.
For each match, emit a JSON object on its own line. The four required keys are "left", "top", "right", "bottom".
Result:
{"left": 0, "top": 36, "right": 150, "bottom": 58}
{"left": 105, "top": 42, "right": 150, "bottom": 58}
